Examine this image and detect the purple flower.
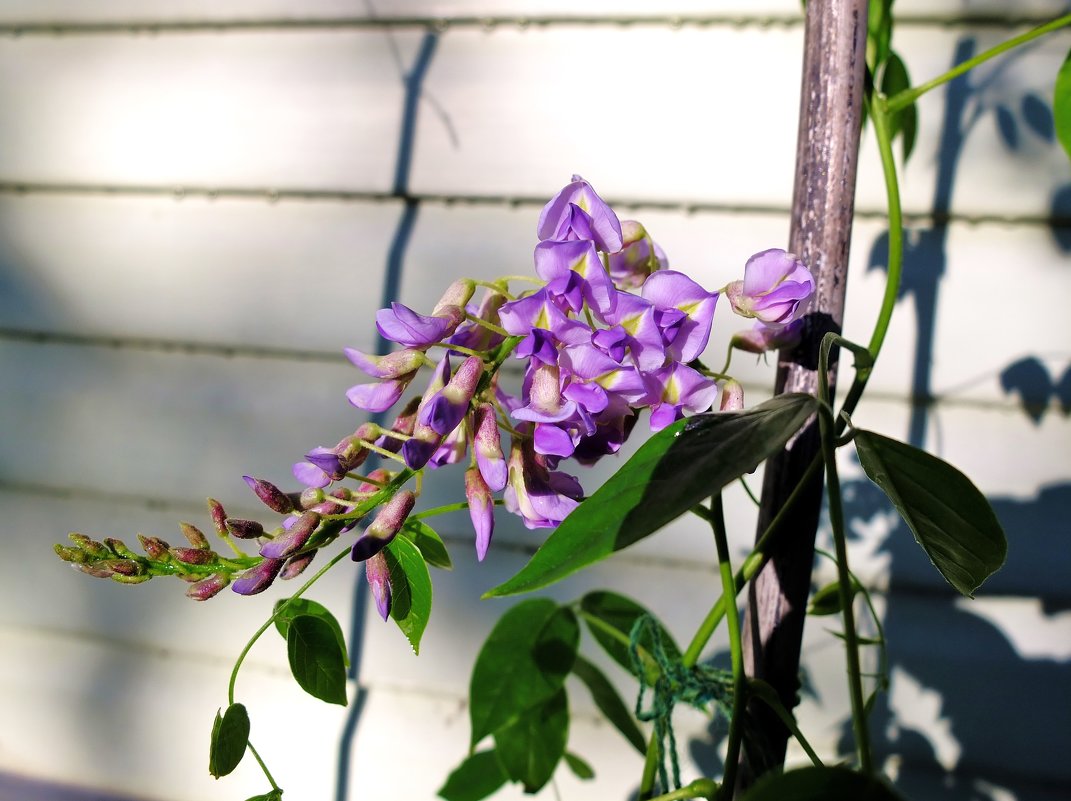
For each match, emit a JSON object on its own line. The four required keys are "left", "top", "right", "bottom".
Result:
{"left": 645, "top": 363, "right": 718, "bottom": 432}
{"left": 641, "top": 271, "right": 720, "bottom": 363}
{"left": 376, "top": 302, "right": 464, "bottom": 349}
{"left": 498, "top": 289, "right": 590, "bottom": 356}
{"left": 534, "top": 239, "right": 617, "bottom": 318}
{"left": 513, "top": 362, "right": 577, "bottom": 424}
{"left": 428, "top": 422, "right": 469, "bottom": 468}
{"left": 351, "top": 490, "right": 416, "bottom": 562}
{"left": 503, "top": 439, "right": 584, "bottom": 530}
{"left": 232, "top": 558, "right": 285, "bottom": 595}
{"left": 725, "top": 249, "right": 815, "bottom": 328}
{"left": 343, "top": 347, "right": 425, "bottom": 379}
{"left": 600, "top": 292, "right": 667, "bottom": 371}
{"left": 365, "top": 552, "right": 392, "bottom": 621}
{"left": 418, "top": 355, "right": 483, "bottom": 436}
{"left": 537, "top": 175, "right": 623, "bottom": 253}
{"left": 259, "top": 511, "right": 320, "bottom": 560}
{"left": 465, "top": 467, "right": 495, "bottom": 561}
{"left": 473, "top": 404, "right": 507, "bottom": 491}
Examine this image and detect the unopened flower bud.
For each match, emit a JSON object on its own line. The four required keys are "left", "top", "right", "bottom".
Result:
{"left": 365, "top": 552, "right": 392, "bottom": 621}
{"left": 299, "top": 487, "right": 326, "bottom": 509}
{"left": 225, "top": 519, "right": 265, "bottom": 539}
{"left": 111, "top": 573, "right": 152, "bottom": 585}
{"left": 186, "top": 573, "right": 230, "bottom": 601}
{"left": 207, "top": 498, "right": 229, "bottom": 538}
{"left": 474, "top": 403, "right": 507, "bottom": 491}
{"left": 377, "top": 396, "right": 420, "bottom": 453}
{"left": 259, "top": 512, "right": 321, "bottom": 560}
{"left": 69, "top": 533, "right": 111, "bottom": 558}
{"left": 231, "top": 558, "right": 285, "bottom": 595}
{"left": 343, "top": 347, "right": 426, "bottom": 380}
{"left": 104, "top": 537, "right": 137, "bottom": 559}
{"left": 280, "top": 550, "right": 317, "bottom": 580}
{"left": 179, "top": 522, "right": 210, "bottom": 549}
{"left": 54, "top": 544, "right": 89, "bottom": 564}
{"left": 419, "top": 355, "right": 483, "bottom": 436}
{"left": 137, "top": 534, "right": 171, "bottom": 560}
{"left": 75, "top": 563, "right": 115, "bottom": 578}
{"left": 432, "top": 279, "right": 477, "bottom": 316}
{"left": 170, "top": 547, "right": 214, "bottom": 565}
{"left": 101, "top": 558, "right": 145, "bottom": 577}
{"left": 465, "top": 468, "right": 495, "bottom": 562}
{"left": 719, "top": 379, "right": 745, "bottom": 411}
{"left": 351, "top": 490, "right": 416, "bottom": 562}
{"left": 242, "top": 476, "right": 294, "bottom": 515}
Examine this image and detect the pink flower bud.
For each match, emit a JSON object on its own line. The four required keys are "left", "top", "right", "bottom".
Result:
{"left": 474, "top": 404, "right": 507, "bottom": 491}
{"left": 433, "top": 279, "right": 477, "bottom": 316}
{"left": 465, "top": 468, "right": 495, "bottom": 561}
{"left": 137, "top": 534, "right": 171, "bottom": 560}
{"left": 719, "top": 379, "right": 745, "bottom": 411}
{"left": 186, "top": 572, "right": 230, "bottom": 601}
{"left": 377, "top": 396, "right": 420, "bottom": 453}
{"left": 179, "top": 522, "right": 210, "bottom": 549}
{"left": 259, "top": 512, "right": 321, "bottom": 560}
{"left": 242, "top": 476, "right": 295, "bottom": 515}
{"left": 280, "top": 550, "right": 318, "bottom": 580}
{"left": 225, "top": 519, "right": 265, "bottom": 539}
{"left": 207, "top": 498, "right": 228, "bottom": 538}
{"left": 232, "top": 558, "right": 285, "bottom": 595}
{"left": 169, "top": 547, "right": 214, "bottom": 566}
{"left": 365, "top": 552, "right": 392, "bottom": 620}
{"left": 351, "top": 490, "right": 416, "bottom": 562}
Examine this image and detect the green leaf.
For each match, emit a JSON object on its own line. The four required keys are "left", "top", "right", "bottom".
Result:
{"left": 287, "top": 615, "right": 348, "bottom": 705}
{"left": 244, "top": 792, "right": 283, "bottom": 801}
{"left": 1055, "top": 47, "right": 1071, "bottom": 162}
{"left": 564, "top": 751, "right": 595, "bottom": 780}
{"left": 740, "top": 765, "right": 904, "bottom": 801}
{"left": 438, "top": 750, "right": 509, "bottom": 801}
{"left": 579, "top": 590, "right": 679, "bottom": 679}
{"left": 882, "top": 52, "right": 918, "bottom": 164}
{"left": 384, "top": 535, "right": 433, "bottom": 654}
{"left": 469, "top": 599, "right": 579, "bottom": 748}
{"left": 854, "top": 430, "right": 1006, "bottom": 597}
{"left": 274, "top": 598, "right": 348, "bottom": 668}
{"left": 493, "top": 689, "right": 569, "bottom": 794}
{"left": 866, "top": 0, "right": 893, "bottom": 72}
{"left": 486, "top": 394, "right": 817, "bottom": 597}
{"left": 571, "top": 654, "right": 645, "bottom": 754}
{"left": 208, "top": 703, "right": 249, "bottom": 778}
{"left": 402, "top": 519, "right": 453, "bottom": 570}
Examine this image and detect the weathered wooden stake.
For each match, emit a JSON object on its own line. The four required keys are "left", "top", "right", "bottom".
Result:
{"left": 738, "top": 0, "right": 868, "bottom": 787}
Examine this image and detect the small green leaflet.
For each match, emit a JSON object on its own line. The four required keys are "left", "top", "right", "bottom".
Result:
{"left": 384, "top": 535, "right": 433, "bottom": 654}
{"left": 881, "top": 52, "right": 918, "bottom": 164}
{"left": 854, "top": 430, "right": 1007, "bottom": 597}
{"left": 486, "top": 394, "right": 816, "bottom": 597}
{"left": 208, "top": 703, "right": 249, "bottom": 778}
{"left": 493, "top": 689, "right": 569, "bottom": 794}
{"left": 564, "top": 752, "right": 595, "bottom": 780}
{"left": 244, "top": 792, "right": 283, "bottom": 801}
{"left": 571, "top": 654, "right": 646, "bottom": 754}
{"left": 1054, "top": 47, "right": 1071, "bottom": 162}
{"left": 401, "top": 519, "right": 453, "bottom": 570}
{"left": 469, "top": 599, "right": 579, "bottom": 748}
{"left": 287, "top": 615, "right": 348, "bottom": 705}
{"left": 274, "top": 597, "right": 348, "bottom": 668}
{"left": 740, "top": 765, "right": 904, "bottom": 801}
{"left": 438, "top": 750, "right": 509, "bottom": 801}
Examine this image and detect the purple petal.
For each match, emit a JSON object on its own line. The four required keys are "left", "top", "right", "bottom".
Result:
{"left": 537, "top": 176, "right": 623, "bottom": 253}
{"left": 293, "top": 461, "right": 331, "bottom": 489}
{"left": 365, "top": 552, "right": 392, "bottom": 620}
{"left": 232, "top": 558, "right": 285, "bottom": 595}
{"left": 347, "top": 379, "right": 408, "bottom": 412}
{"left": 375, "top": 302, "right": 451, "bottom": 348}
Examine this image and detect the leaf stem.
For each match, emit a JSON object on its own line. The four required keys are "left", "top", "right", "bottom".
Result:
{"left": 227, "top": 547, "right": 352, "bottom": 706}
{"left": 646, "top": 778, "right": 719, "bottom": 801}
{"left": 246, "top": 740, "right": 281, "bottom": 793}
{"left": 886, "top": 13, "right": 1071, "bottom": 113}
{"left": 709, "top": 494, "right": 745, "bottom": 800}
{"left": 818, "top": 334, "right": 872, "bottom": 773}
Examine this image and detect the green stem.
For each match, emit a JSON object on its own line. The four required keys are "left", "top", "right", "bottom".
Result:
{"left": 409, "top": 498, "right": 506, "bottom": 521}
{"left": 747, "top": 679, "right": 824, "bottom": 768}
{"left": 227, "top": 546, "right": 352, "bottom": 705}
{"left": 818, "top": 335, "right": 872, "bottom": 773}
{"left": 247, "top": 740, "right": 281, "bottom": 793}
{"left": 709, "top": 495, "right": 745, "bottom": 800}
{"left": 886, "top": 13, "right": 1071, "bottom": 113}
{"left": 647, "top": 778, "right": 719, "bottom": 801}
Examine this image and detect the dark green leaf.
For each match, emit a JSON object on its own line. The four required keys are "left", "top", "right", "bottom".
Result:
{"left": 438, "top": 750, "right": 509, "bottom": 801}
{"left": 402, "top": 519, "right": 453, "bottom": 570}
{"left": 882, "top": 53, "right": 917, "bottom": 163}
{"left": 469, "top": 600, "right": 579, "bottom": 747}
{"left": 866, "top": 0, "right": 893, "bottom": 72}
{"left": 1055, "top": 47, "right": 1071, "bottom": 162}
{"left": 384, "top": 535, "right": 433, "bottom": 654}
{"left": 208, "top": 703, "right": 249, "bottom": 778}
{"left": 740, "top": 765, "right": 904, "bottom": 801}
{"left": 571, "top": 654, "right": 645, "bottom": 754}
{"left": 493, "top": 689, "right": 569, "bottom": 794}
{"left": 855, "top": 430, "right": 1006, "bottom": 597}
{"left": 564, "top": 752, "right": 595, "bottom": 780}
{"left": 287, "top": 615, "right": 348, "bottom": 705}
{"left": 244, "top": 792, "right": 283, "bottom": 801}
{"left": 486, "top": 394, "right": 817, "bottom": 597}
{"left": 274, "top": 598, "right": 348, "bottom": 668}
{"left": 579, "top": 591, "right": 679, "bottom": 679}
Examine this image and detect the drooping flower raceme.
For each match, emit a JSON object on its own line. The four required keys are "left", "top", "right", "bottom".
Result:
{"left": 55, "top": 173, "right": 815, "bottom": 607}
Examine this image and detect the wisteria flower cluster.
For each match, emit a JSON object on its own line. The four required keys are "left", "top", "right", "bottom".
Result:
{"left": 53, "top": 175, "right": 815, "bottom": 623}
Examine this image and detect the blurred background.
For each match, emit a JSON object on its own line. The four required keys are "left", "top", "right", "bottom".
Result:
{"left": 0, "top": 1, "right": 1068, "bottom": 799}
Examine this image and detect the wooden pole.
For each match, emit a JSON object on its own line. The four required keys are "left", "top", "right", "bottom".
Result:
{"left": 738, "top": 0, "right": 868, "bottom": 786}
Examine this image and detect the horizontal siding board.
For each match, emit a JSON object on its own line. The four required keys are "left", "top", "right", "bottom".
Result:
{"left": 0, "top": 1, "right": 1063, "bottom": 24}
{"left": 0, "top": 32, "right": 413, "bottom": 189}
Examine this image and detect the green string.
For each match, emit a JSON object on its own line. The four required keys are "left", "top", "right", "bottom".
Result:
{"left": 628, "top": 616, "right": 734, "bottom": 793}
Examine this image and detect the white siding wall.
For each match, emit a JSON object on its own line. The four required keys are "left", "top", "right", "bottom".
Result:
{"left": 0, "top": 3, "right": 1068, "bottom": 800}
